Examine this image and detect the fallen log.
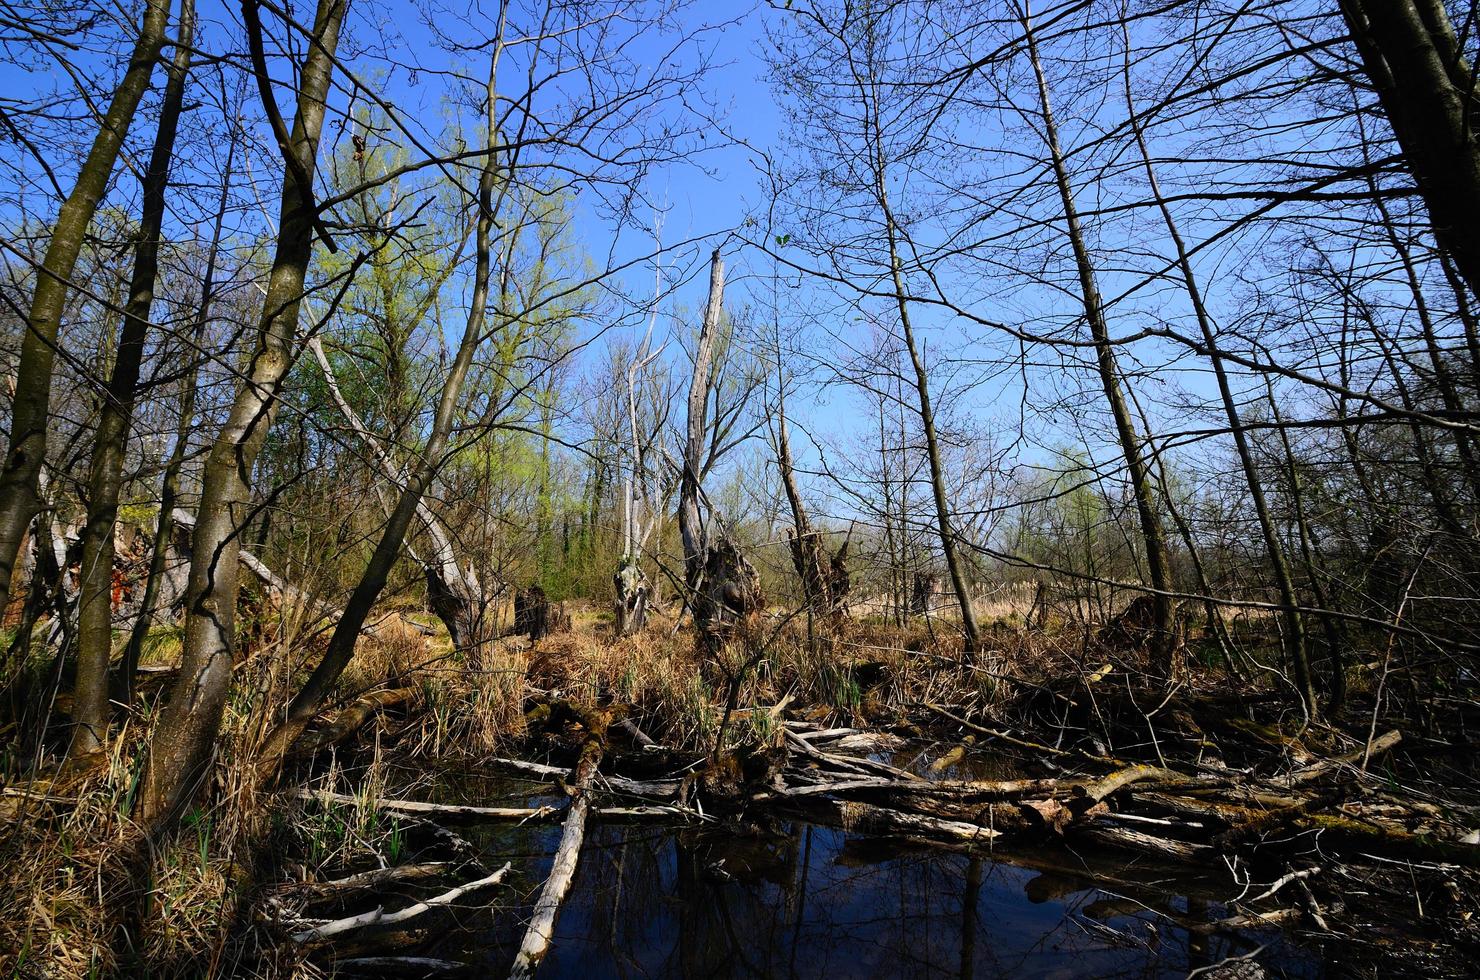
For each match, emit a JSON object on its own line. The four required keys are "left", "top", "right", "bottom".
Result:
{"left": 1282, "top": 729, "right": 1401, "bottom": 787}
{"left": 292, "top": 788, "right": 558, "bottom": 822}
{"left": 783, "top": 728, "right": 920, "bottom": 781}
{"left": 508, "top": 710, "right": 611, "bottom": 979}
{"left": 613, "top": 716, "right": 657, "bottom": 749}
{"left": 1070, "top": 764, "right": 1178, "bottom": 813}
{"left": 295, "top": 688, "right": 415, "bottom": 756}
{"left": 1185, "top": 906, "right": 1301, "bottom": 935}
{"left": 290, "top": 788, "right": 710, "bottom": 825}
{"left": 290, "top": 863, "right": 512, "bottom": 943}
{"left": 486, "top": 757, "right": 680, "bottom": 798}
{"left": 1244, "top": 865, "right": 1321, "bottom": 904}
{"left": 1072, "top": 824, "right": 1213, "bottom": 863}
{"left": 792, "top": 797, "right": 1001, "bottom": 845}
{"left": 327, "top": 958, "right": 466, "bottom": 975}
{"left": 285, "top": 862, "right": 451, "bottom": 896}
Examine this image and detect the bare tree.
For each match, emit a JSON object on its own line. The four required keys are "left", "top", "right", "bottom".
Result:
{"left": 678, "top": 249, "right": 764, "bottom": 651}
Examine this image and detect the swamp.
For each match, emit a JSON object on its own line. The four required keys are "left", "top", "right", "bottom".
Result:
{"left": 2, "top": 0, "right": 1480, "bottom": 977}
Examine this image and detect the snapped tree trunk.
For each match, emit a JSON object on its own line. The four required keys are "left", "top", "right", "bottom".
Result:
{"left": 678, "top": 250, "right": 765, "bottom": 651}
{"left": 71, "top": 0, "right": 197, "bottom": 756}
{"left": 515, "top": 584, "right": 568, "bottom": 641}
{"left": 139, "top": 0, "right": 348, "bottom": 827}
{"left": 776, "top": 373, "right": 849, "bottom": 619}
{"left": 613, "top": 558, "right": 650, "bottom": 635}
{"left": 0, "top": 0, "right": 171, "bottom": 611}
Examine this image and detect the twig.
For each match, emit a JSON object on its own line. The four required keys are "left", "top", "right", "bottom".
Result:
{"left": 290, "top": 863, "right": 511, "bottom": 943}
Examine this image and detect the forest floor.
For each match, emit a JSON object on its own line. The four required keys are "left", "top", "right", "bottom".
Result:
{"left": 3, "top": 602, "right": 1479, "bottom": 978}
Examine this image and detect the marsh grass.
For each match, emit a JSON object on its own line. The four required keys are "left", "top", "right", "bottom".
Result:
{"left": 2, "top": 590, "right": 1244, "bottom": 978}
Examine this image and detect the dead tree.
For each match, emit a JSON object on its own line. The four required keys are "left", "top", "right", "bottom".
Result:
{"left": 910, "top": 571, "right": 940, "bottom": 617}
{"left": 514, "top": 585, "right": 569, "bottom": 642}
{"left": 773, "top": 333, "right": 849, "bottom": 620}
{"left": 615, "top": 240, "right": 674, "bottom": 635}
{"left": 307, "top": 334, "right": 490, "bottom": 653}
{"left": 678, "top": 250, "right": 764, "bottom": 652}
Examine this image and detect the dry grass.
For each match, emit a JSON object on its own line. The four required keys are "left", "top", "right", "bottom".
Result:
{"left": 0, "top": 716, "right": 280, "bottom": 979}
{"left": 1, "top": 587, "right": 1253, "bottom": 978}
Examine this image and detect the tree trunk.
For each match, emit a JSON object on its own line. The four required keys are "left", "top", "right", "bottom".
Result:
{"left": 515, "top": 584, "right": 568, "bottom": 641}
{"left": 1025, "top": 9, "right": 1175, "bottom": 673}
{"left": 910, "top": 571, "right": 940, "bottom": 617}
{"left": 0, "top": 0, "right": 171, "bottom": 610}
{"left": 776, "top": 372, "right": 848, "bottom": 618}
{"left": 678, "top": 250, "right": 725, "bottom": 586}
{"left": 876, "top": 191, "right": 980, "bottom": 653}
{"left": 71, "top": 0, "right": 197, "bottom": 756}
{"left": 255, "top": 21, "right": 507, "bottom": 772}
{"left": 678, "top": 250, "right": 764, "bottom": 650}
{"left": 613, "top": 559, "right": 650, "bottom": 634}
{"left": 1339, "top": 0, "right": 1480, "bottom": 300}
{"left": 116, "top": 137, "right": 236, "bottom": 703}
{"left": 139, "top": 0, "right": 348, "bottom": 827}
{"left": 1120, "top": 41, "right": 1309, "bottom": 703}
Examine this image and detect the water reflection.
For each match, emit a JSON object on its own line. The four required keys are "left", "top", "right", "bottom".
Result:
{"left": 403, "top": 775, "right": 1323, "bottom": 979}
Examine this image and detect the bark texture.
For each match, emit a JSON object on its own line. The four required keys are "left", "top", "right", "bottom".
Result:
{"left": 140, "top": 0, "right": 348, "bottom": 826}
{"left": 1340, "top": 0, "right": 1480, "bottom": 299}
{"left": 72, "top": 0, "right": 197, "bottom": 755}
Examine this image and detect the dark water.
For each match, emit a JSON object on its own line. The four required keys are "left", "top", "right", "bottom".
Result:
{"left": 357, "top": 765, "right": 1327, "bottom": 979}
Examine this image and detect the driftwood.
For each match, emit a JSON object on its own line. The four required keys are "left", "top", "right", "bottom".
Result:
{"left": 290, "top": 863, "right": 511, "bottom": 943}
{"left": 784, "top": 728, "right": 920, "bottom": 781}
{"left": 509, "top": 710, "right": 610, "bottom": 979}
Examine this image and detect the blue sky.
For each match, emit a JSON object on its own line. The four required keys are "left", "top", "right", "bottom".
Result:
{"left": 2, "top": 0, "right": 1445, "bottom": 538}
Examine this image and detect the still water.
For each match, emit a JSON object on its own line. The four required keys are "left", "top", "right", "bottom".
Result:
{"left": 347, "top": 768, "right": 1327, "bottom": 979}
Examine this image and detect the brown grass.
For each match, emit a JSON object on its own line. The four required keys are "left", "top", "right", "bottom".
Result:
{"left": 1, "top": 591, "right": 1255, "bottom": 978}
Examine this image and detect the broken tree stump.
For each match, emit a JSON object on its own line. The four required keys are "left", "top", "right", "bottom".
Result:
{"left": 613, "top": 559, "right": 650, "bottom": 635}
{"left": 514, "top": 585, "right": 569, "bottom": 642}
{"left": 910, "top": 572, "right": 940, "bottom": 616}
{"left": 691, "top": 534, "right": 763, "bottom": 654}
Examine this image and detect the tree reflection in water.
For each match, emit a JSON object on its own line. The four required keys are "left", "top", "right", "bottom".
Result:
{"left": 427, "top": 791, "right": 1323, "bottom": 979}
